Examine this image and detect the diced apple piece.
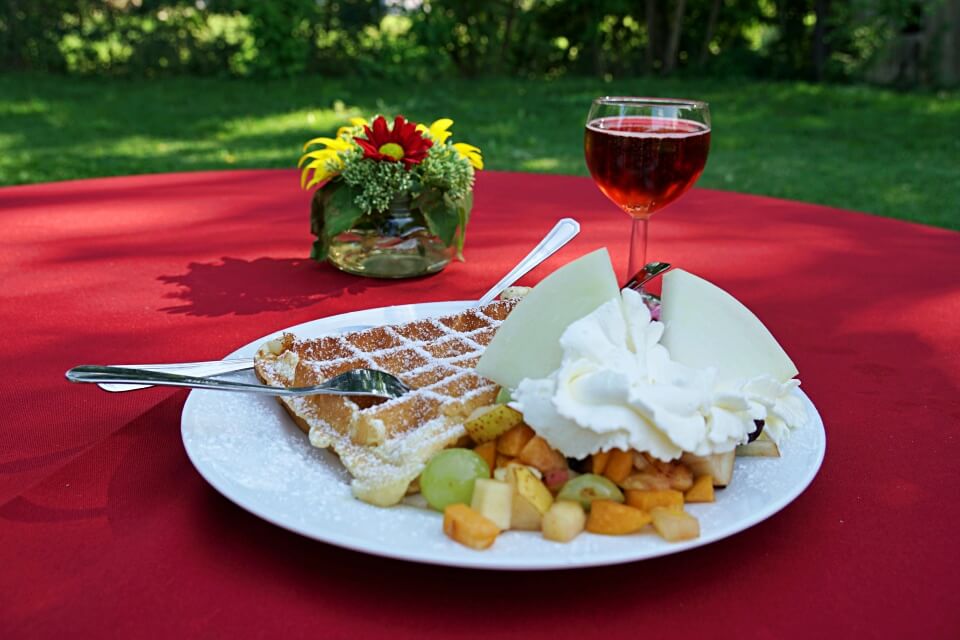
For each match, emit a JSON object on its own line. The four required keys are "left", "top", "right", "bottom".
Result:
{"left": 443, "top": 504, "right": 501, "bottom": 550}
{"left": 473, "top": 441, "right": 497, "bottom": 474}
{"left": 542, "top": 500, "right": 586, "bottom": 542}
{"left": 736, "top": 440, "right": 781, "bottom": 457}
{"left": 632, "top": 451, "right": 651, "bottom": 471}
{"left": 518, "top": 436, "right": 568, "bottom": 474}
{"left": 625, "top": 489, "right": 684, "bottom": 513}
{"left": 465, "top": 405, "right": 524, "bottom": 443}
{"left": 603, "top": 449, "right": 634, "bottom": 485}
{"left": 476, "top": 248, "right": 621, "bottom": 389}
{"left": 660, "top": 462, "right": 693, "bottom": 491}
{"left": 685, "top": 475, "right": 715, "bottom": 503}
{"left": 681, "top": 451, "right": 735, "bottom": 487}
{"left": 585, "top": 500, "right": 651, "bottom": 535}
{"left": 497, "top": 424, "right": 535, "bottom": 456}
{"left": 591, "top": 450, "right": 611, "bottom": 475}
{"left": 511, "top": 493, "right": 544, "bottom": 531}
{"left": 470, "top": 479, "right": 513, "bottom": 530}
{"left": 650, "top": 507, "right": 700, "bottom": 542}
{"left": 660, "top": 269, "right": 798, "bottom": 384}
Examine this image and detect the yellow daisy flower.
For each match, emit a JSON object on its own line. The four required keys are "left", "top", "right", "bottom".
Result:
{"left": 299, "top": 148, "right": 345, "bottom": 189}
{"left": 416, "top": 118, "right": 454, "bottom": 144}
{"left": 301, "top": 136, "right": 353, "bottom": 153}
{"left": 453, "top": 142, "right": 483, "bottom": 170}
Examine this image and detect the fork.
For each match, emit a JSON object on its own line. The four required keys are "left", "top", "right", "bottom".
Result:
{"left": 65, "top": 365, "right": 410, "bottom": 400}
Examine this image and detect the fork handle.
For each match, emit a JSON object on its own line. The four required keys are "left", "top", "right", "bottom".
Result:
{"left": 476, "top": 218, "right": 580, "bottom": 306}
{"left": 66, "top": 365, "right": 304, "bottom": 397}
{"left": 98, "top": 359, "right": 255, "bottom": 393}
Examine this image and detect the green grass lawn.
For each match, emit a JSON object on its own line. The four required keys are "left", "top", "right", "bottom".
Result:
{"left": 1, "top": 73, "right": 958, "bottom": 229}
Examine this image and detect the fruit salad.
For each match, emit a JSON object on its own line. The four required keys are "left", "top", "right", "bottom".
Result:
{"left": 418, "top": 248, "right": 807, "bottom": 550}
{"left": 422, "top": 397, "right": 782, "bottom": 550}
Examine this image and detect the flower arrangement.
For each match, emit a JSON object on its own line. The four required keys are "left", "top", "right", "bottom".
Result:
{"left": 299, "top": 115, "right": 483, "bottom": 269}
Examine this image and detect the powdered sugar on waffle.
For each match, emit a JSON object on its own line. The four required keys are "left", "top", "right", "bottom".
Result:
{"left": 254, "top": 300, "right": 516, "bottom": 506}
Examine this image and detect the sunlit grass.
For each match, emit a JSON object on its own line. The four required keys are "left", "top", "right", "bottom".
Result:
{"left": 0, "top": 73, "right": 957, "bottom": 229}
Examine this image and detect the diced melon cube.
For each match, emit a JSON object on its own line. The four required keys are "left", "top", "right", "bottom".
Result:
{"left": 625, "top": 489, "right": 684, "bottom": 513}
{"left": 518, "top": 436, "right": 567, "bottom": 473}
{"left": 685, "top": 475, "right": 715, "bottom": 503}
{"left": 585, "top": 500, "right": 651, "bottom": 535}
{"left": 603, "top": 449, "right": 634, "bottom": 485}
{"left": 497, "top": 424, "right": 535, "bottom": 456}
{"left": 443, "top": 504, "right": 501, "bottom": 550}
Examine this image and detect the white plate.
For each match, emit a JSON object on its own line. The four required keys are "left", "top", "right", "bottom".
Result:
{"left": 181, "top": 301, "right": 826, "bottom": 570}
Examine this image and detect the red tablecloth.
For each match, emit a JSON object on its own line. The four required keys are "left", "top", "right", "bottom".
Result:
{"left": 1, "top": 170, "right": 958, "bottom": 638}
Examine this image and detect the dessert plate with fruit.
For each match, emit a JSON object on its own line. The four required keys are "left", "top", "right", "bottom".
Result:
{"left": 181, "top": 250, "right": 825, "bottom": 570}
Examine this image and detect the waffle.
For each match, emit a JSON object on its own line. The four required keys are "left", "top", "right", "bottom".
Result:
{"left": 254, "top": 300, "right": 517, "bottom": 506}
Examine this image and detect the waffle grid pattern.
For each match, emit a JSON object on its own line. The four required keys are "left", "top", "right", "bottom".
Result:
{"left": 253, "top": 300, "right": 516, "bottom": 506}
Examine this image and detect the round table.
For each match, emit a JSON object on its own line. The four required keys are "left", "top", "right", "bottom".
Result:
{"left": 1, "top": 170, "right": 958, "bottom": 638}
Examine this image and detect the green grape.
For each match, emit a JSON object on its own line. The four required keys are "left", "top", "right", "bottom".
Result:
{"left": 556, "top": 474, "right": 624, "bottom": 510}
{"left": 420, "top": 448, "right": 490, "bottom": 511}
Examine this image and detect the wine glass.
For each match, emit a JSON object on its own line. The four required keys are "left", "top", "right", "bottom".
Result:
{"left": 584, "top": 97, "right": 711, "bottom": 282}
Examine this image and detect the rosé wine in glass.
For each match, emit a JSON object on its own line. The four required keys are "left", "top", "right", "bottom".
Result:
{"left": 584, "top": 116, "right": 710, "bottom": 218}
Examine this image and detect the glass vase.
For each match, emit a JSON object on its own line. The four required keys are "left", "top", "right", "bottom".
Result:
{"left": 325, "top": 194, "right": 452, "bottom": 279}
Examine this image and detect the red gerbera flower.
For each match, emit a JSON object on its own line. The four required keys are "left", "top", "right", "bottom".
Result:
{"left": 354, "top": 115, "right": 432, "bottom": 168}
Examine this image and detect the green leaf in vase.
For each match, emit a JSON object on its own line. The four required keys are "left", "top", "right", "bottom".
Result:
{"left": 310, "top": 181, "right": 364, "bottom": 261}
{"left": 420, "top": 194, "right": 460, "bottom": 249}
{"left": 451, "top": 190, "right": 472, "bottom": 260}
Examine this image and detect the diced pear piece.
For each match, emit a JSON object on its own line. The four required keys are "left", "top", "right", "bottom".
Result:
{"left": 681, "top": 451, "right": 735, "bottom": 487}
{"left": 513, "top": 467, "right": 554, "bottom": 515}
{"left": 736, "top": 440, "right": 781, "bottom": 457}
{"left": 509, "top": 466, "right": 554, "bottom": 530}
{"left": 471, "top": 479, "right": 513, "bottom": 530}
{"left": 496, "top": 461, "right": 542, "bottom": 484}
{"left": 542, "top": 500, "right": 587, "bottom": 542}
{"left": 650, "top": 507, "right": 700, "bottom": 542}
{"left": 660, "top": 269, "right": 799, "bottom": 384}
{"left": 476, "top": 248, "right": 620, "bottom": 390}
{"left": 464, "top": 405, "right": 524, "bottom": 443}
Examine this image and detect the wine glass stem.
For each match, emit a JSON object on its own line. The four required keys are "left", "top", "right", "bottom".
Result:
{"left": 627, "top": 216, "right": 649, "bottom": 283}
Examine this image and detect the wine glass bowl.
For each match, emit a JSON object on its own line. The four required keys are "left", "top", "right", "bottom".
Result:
{"left": 584, "top": 97, "right": 711, "bottom": 278}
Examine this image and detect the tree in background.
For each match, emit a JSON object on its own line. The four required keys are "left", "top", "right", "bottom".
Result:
{"left": 0, "top": 0, "right": 955, "bottom": 87}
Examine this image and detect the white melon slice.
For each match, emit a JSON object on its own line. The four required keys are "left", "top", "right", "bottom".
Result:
{"left": 476, "top": 248, "right": 620, "bottom": 390}
{"left": 660, "top": 269, "right": 798, "bottom": 384}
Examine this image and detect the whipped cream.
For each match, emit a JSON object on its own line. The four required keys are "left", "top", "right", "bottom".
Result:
{"left": 513, "top": 289, "right": 807, "bottom": 461}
